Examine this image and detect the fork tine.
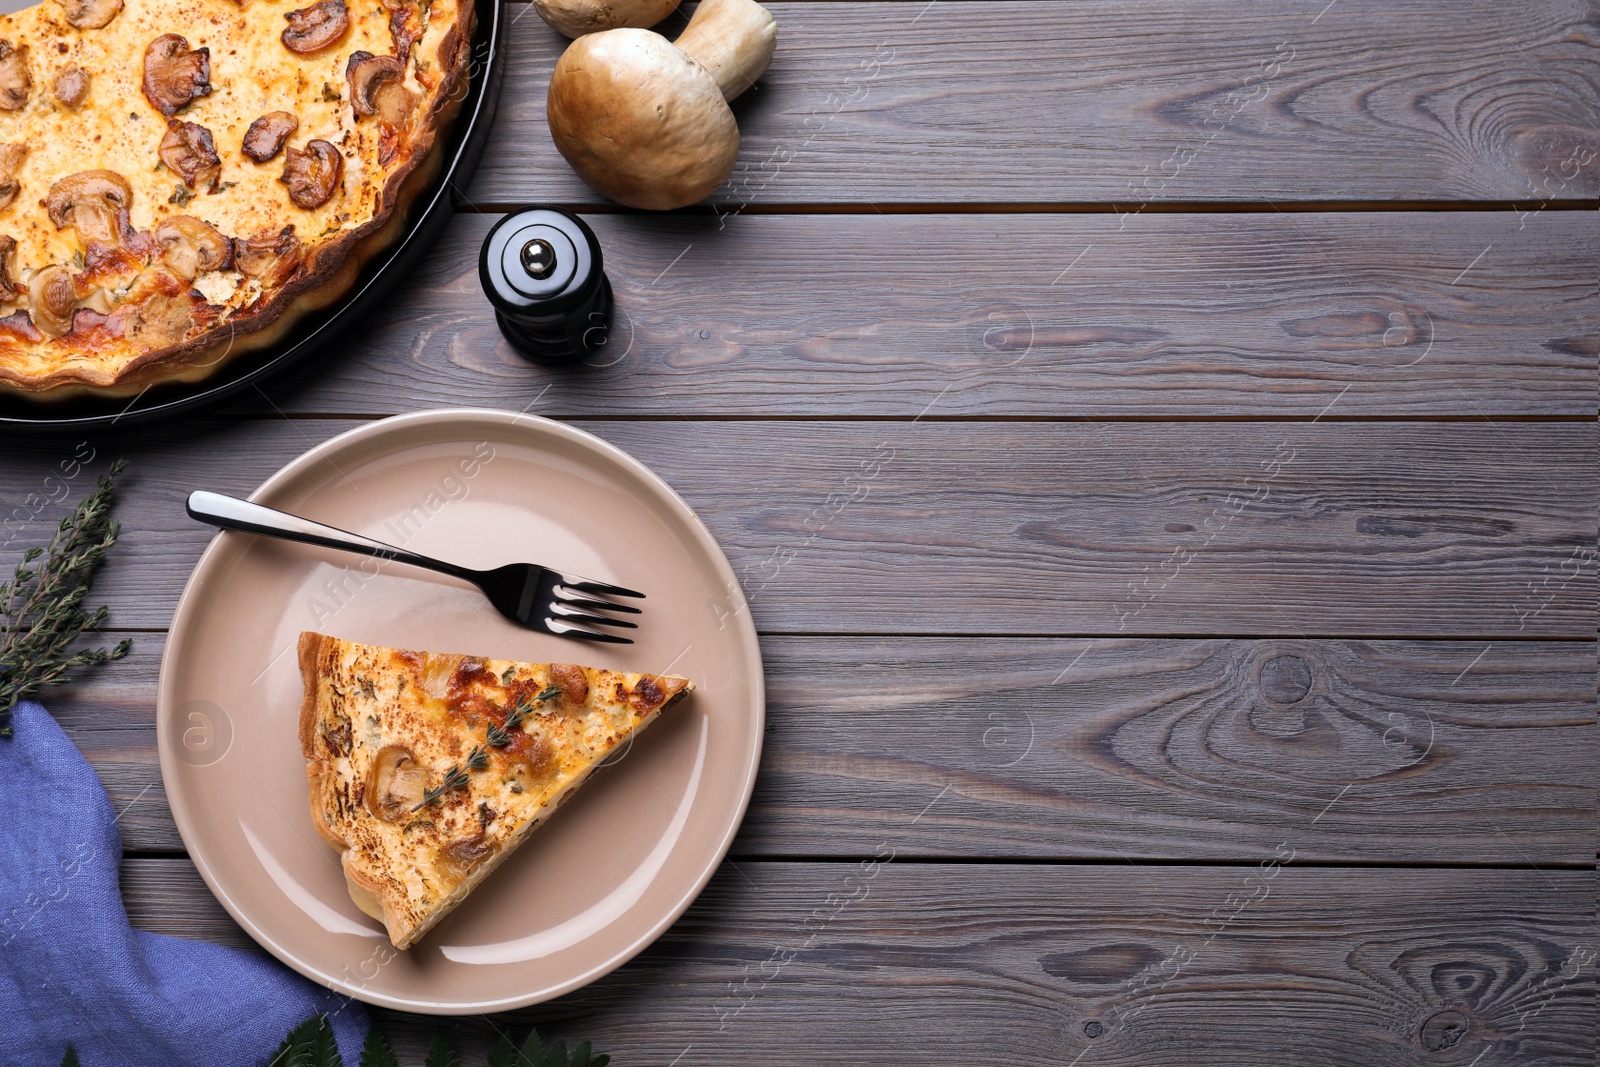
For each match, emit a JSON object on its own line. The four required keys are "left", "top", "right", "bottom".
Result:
{"left": 555, "top": 591, "right": 643, "bottom": 615}
{"left": 545, "top": 618, "right": 634, "bottom": 644}
{"left": 556, "top": 572, "right": 646, "bottom": 599}
{"left": 550, "top": 603, "right": 639, "bottom": 629}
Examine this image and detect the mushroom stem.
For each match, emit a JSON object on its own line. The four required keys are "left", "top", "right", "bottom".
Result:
{"left": 674, "top": 0, "right": 776, "bottom": 102}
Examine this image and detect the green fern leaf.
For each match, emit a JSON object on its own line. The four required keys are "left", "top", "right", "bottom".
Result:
{"left": 306, "top": 1016, "right": 341, "bottom": 1067}
{"left": 486, "top": 1035, "right": 518, "bottom": 1067}
{"left": 59, "top": 1046, "right": 81, "bottom": 1067}
{"left": 359, "top": 1026, "right": 401, "bottom": 1067}
{"left": 517, "top": 1029, "right": 547, "bottom": 1067}
{"left": 424, "top": 1029, "right": 460, "bottom": 1067}
{"left": 263, "top": 1014, "right": 343, "bottom": 1067}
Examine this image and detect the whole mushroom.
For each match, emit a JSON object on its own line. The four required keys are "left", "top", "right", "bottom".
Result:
{"left": 545, "top": 0, "right": 776, "bottom": 210}
{"left": 533, "top": 0, "right": 679, "bottom": 38}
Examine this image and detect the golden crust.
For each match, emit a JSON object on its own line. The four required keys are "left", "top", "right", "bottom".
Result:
{"left": 0, "top": 0, "right": 475, "bottom": 399}
{"left": 297, "top": 632, "right": 693, "bottom": 950}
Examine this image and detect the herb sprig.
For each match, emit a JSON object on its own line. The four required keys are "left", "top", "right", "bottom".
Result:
{"left": 412, "top": 763, "right": 470, "bottom": 811}
{"left": 412, "top": 683, "right": 561, "bottom": 808}
{"left": 487, "top": 686, "right": 560, "bottom": 747}
{"left": 1, "top": 460, "right": 131, "bottom": 736}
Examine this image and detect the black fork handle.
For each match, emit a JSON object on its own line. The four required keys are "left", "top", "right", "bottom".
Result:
{"left": 186, "top": 490, "right": 478, "bottom": 582}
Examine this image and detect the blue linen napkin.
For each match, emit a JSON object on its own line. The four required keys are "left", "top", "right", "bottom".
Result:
{"left": 0, "top": 701, "right": 369, "bottom": 1067}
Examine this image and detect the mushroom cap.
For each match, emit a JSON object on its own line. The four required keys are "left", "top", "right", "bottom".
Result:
{"left": 532, "top": 0, "right": 680, "bottom": 38}
{"left": 546, "top": 29, "right": 737, "bottom": 211}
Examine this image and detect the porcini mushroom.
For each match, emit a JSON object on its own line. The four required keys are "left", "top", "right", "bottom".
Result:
{"left": 159, "top": 120, "right": 221, "bottom": 190}
{"left": 45, "top": 170, "right": 133, "bottom": 247}
{"left": 153, "top": 215, "right": 232, "bottom": 280}
{"left": 242, "top": 111, "right": 299, "bottom": 162}
{"left": 532, "top": 0, "right": 680, "bottom": 38}
{"left": 0, "top": 40, "right": 31, "bottom": 111}
{"left": 345, "top": 51, "right": 404, "bottom": 118}
{"left": 366, "top": 744, "right": 427, "bottom": 823}
{"left": 0, "top": 143, "right": 25, "bottom": 211}
{"left": 234, "top": 225, "right": 302, "bottom": 285}
{"left": 281, "top": 0, "right": 349, "bottom": 55}
{"left": 0, "top": 236, "right": 23, "bottom": 303}
{"left": 545, "top": 0, "right": 777, "bottom": 210}
{"left": 52, "top": 67, "right": 88, "bottom": 108}
{"left": 142, "top": 34, "right": 210, "bottom": 116}
{"left": 280, "top": 139, "right": 343, "bottom": 209}
{"left": 28, "top": 265, "right": 76, "bottom": 338}
{"left": 54, "top": 0, "right": 122, "bottom": 29}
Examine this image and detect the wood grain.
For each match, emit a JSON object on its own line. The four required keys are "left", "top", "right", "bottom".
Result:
{"left": 466, "top": 0, "right": 1600, "bottom": 206}
{"left": 59, "top": 636, "right": 1595, "bottom": 864}
{"left": 1, "top": 421, "right": 1590, "bottom": 635}
{"left": 210, "top": 210, "right": 1600, "bottom": 418}
{"left": 122, "top": 859, "right": 1597, "bottom": 1066}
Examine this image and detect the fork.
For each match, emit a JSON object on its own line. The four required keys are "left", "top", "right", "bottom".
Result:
{"left": 185, "top": 490, "right": 643, "bottom": 643}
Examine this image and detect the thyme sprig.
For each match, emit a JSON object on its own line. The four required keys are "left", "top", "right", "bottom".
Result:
{"left": 1, "top": 459, "right": 131, "bottom": 737}
{"left": 487, "top": 685, "right": 560, "bottom": 747}
{"left": 415, "top": 682, "right": 563, "bottom": 805}
{"left": 412, "top": 763, "right": 470, "bottom": 811}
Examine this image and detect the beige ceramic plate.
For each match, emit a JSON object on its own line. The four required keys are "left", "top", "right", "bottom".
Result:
{"left": 157, "top": 409, "right": 764, "bottom": 1013}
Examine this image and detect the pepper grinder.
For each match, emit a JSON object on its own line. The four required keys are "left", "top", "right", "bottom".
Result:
{"left": 479, "top": 207, "right": 613, "bottom": 366}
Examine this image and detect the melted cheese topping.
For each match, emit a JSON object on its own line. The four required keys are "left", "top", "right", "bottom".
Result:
{"left": 300, "top": 634, "right": 693, "bottom": 949}
{"left": 0, "top": 0, "right": 466, "bottom": 390}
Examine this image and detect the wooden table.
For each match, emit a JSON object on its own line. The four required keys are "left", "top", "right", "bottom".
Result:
{"left": 6, "top": 0, "right": 1597, "bottom": 1061}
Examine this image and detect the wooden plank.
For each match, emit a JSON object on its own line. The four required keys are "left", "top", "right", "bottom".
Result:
{"left": 1, "top": 421, "right": 1591, "bottom": 635}
{"left": 217, "top": 210, "right": 1600, "bottom": 418}
{"left": 466, "top": 0, "right": 1600, "bottom": 205}
{"left": 121, "top": 859, "right": 1596, "bottom": 1065}
{"left": 60, "top": 636, "right": 1596, "bottom": 864}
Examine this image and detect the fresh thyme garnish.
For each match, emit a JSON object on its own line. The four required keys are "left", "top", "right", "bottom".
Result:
{"left": 466, "top": 744, "right": 489, "bottom": 770}
{"left": 1, "top": 459, "right": 131, "bottom": 737}
{"left": 412, "top": 764, "right": 470, "bottom": 811}
{"left": 486, "top": 683, "right": 563, "bottom": 747}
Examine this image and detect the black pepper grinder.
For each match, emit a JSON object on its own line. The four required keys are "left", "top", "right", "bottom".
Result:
{"left": 479, "top": 207, "right": 613, "bottom": 366}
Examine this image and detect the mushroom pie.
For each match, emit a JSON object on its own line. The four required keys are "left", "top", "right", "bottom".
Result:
{"left": 298, "top": 632, "right": 694, "bottom": 949}
{"left": 0, "top": 0, "right": 471, "bottom": 399}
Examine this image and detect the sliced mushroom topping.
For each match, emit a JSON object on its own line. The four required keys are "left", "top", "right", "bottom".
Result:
{"left": 374, "top": 79, "right": 417, "bottom": 128}
{"left": 550, "top": 663, "right": 589, "bottom": 707}
{"left": 154, "top": 215, "right": 232, "bottom": 280}
{"left": 29, "top": 265, "right": 76, "bottom": 339}
{"left": 54, "top": 0, "right": 123, "bottom": 29}
{"left": 345, "top": 51, "right": 403, "bottom": 118}
{"left": 234, "top": 225, "right": 302, "bottom": 285}
{"left": 45, "top": 170, "right": 133, "bottom": 247}
{"left": 279, "top": 138, "right": 342, "bottom": 209}
{"left": 142, "top": 34, "right": 210, "bottom": 117}
{"left": 282, "top": 0, "right": 349, "bottom": 54}
{"left": 0, "top": 236, "right": 22, "bottom": 303}
{"left": 0, "top": 41, "right": 30, "bottom": 112}
{"left": 52, "top": 66, "right": 87, "bottom": 108}
{"left": 0, "top": 144, "right": 24, "bottom": 211}
{"left": 436, "top": 833, "right": 499, "bottom": 884}
{"left": 159, "top": 120, "right": 220, "bottom": 189}
{"left": 242, "top": 110, "right": 297, "bottom": 163}
{"left": 364, "top": 744, "right": 427, "bottom": 823}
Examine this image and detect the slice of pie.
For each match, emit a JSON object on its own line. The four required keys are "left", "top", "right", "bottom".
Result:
{"left": 297, "top": 631, "right": 693, "bottom": 949}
